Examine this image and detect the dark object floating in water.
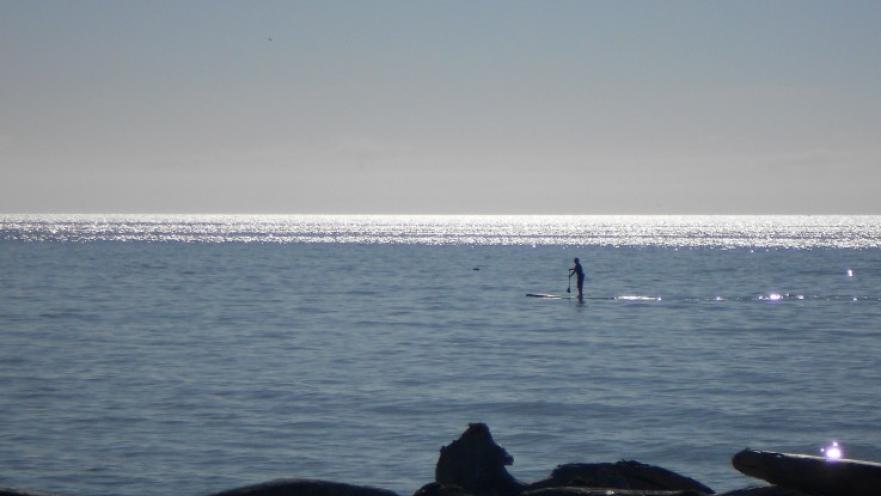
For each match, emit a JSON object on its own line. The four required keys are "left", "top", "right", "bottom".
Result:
{"left": 526, "top": 293, "right": 561, "bottom": 298}
{"left": 732, "top": 448, "right": 881, "bottom": 496}
{"left": 473, "top": 267, "right": 480, "bottom": 271}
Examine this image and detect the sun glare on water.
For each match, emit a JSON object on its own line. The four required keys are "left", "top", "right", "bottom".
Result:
{"left": 821, "top": 441, "right": 843, "bottom": 460}
{"left": 2, "top": 214, "right": 881, "bottom": 247}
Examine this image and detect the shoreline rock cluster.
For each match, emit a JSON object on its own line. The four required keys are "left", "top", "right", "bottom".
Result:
{"left": 3, "top": 423, "right": 876, "bottom": 496}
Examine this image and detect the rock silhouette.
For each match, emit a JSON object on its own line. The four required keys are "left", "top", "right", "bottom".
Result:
{"left": 206, "top": 479, "right": 400, "bottom": 496}
{"left": 413, "top": 483, "right": 474, "bottom": 496}
{"left": 528, "top": 461, "right": 713, "bottom": 493}
{"left": 715, "top": 488, "right": 809, "bottom": 496}
{"left": 732, "top": 449, "right": 881, "bottom": 496}
{"left": 435, "top": 423, "right": 525, "bottom": 496}
{"left": 1, "top": 489, "right": 60, "bottom": 496}
{"left": 434, "top": 424, "right": 713, "bottom": 496}
{"left": 524, "top": 488, "right": 706, "bottom": 496}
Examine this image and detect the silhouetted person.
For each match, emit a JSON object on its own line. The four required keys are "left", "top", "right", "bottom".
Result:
{"left": 569, "top": 257, "right": 585, "bottom": 299}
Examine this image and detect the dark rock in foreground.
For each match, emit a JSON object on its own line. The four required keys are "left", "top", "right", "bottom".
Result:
{"left": 528, "top": 461, "right": 713, "bottom": 494}
{"left": 413, "top": 483, "right": 475, "bottom": 496}
{"left": 207, "top": 479, "right": 400, "bottom": 496}
{"left": 1, "top": 488, "right": 60, "bottom": 496}
{"left": 435, "top": 423, "right": 713, "bottom": 496}
{"left": 435, "top": 423, "right": 525, "bottom": 496}
{"left": 524, "top": 487, "right": 707, "bottom": 496}
{"left": 732, "top": 449, "right": 881, "bottom": 496}
{"left": 716, "top": 487, "right": 809, "bottom": 496}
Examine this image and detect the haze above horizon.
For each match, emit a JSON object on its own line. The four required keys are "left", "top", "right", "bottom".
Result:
{"left": 2, "top": 1, "right": 880, "bottom": 214}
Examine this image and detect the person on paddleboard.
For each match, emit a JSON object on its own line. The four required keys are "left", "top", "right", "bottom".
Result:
{"left": 569, "top": 257, "right": 585, "bottom": 298}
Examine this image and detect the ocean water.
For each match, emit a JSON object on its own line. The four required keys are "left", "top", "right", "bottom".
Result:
{"left": 1, "top": 215, "right": 880, "bottom": 496}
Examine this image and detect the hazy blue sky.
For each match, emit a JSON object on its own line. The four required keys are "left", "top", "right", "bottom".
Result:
{"left": 2, "top": 1, "right": 880, "bottom": 213}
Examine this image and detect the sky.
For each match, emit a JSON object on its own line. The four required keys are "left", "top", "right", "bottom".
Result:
{"left": 1, "top": 0, "right": 880, "bottom": 214}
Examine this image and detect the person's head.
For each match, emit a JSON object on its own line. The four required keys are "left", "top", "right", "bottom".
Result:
{"left": 574, "top": 257, "right": 580, "bottom": 263}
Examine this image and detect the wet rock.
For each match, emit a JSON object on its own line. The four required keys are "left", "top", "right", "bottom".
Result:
{"left": 413, "top": 483, "right": 475, "bottom": 496}
{"left": 435, "top": 423, "right": 525, "bottom": 496}
{"left": 732, "top": 449, "right": 881, "bottom": 496}
{"left": 207, "top": 479, "right": 400, "bottom": 496}
{"left": 527, "top": 461, "right": 713, "bottom": 494}
{"left": 0, "top": 488, "right": 60, "bottom": 496}
{"left": 523, "top": 488, "right": 706, "bottom": 496}
{"left": 716, "top": 487, "right": 809, "bottom": 496}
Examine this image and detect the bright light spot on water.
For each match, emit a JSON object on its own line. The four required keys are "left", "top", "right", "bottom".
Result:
{"left": 616, "top": 295, "right": 660, "bottom": 301}
{"left": 714, "top": 296, "right": 725, "bottom": 301}
{"left": 822, "top": 441, "right": 843, "bottom": 460}
{"left": 758, "top": 292, "right": 786, "bottom": 302}
{"left": 847, "top": 269, "right": 854, "bottom": 277}
{"left": 796, "top": 295, "right": 805, "bottom": 300}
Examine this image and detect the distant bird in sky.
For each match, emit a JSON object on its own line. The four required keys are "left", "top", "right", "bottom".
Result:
{"left": 267, "top": 37, "right": 273, "bottom": 42}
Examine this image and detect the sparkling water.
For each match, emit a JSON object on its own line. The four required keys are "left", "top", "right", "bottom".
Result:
{"left": 2, "top": 215, "right": 880, "bottom": 496}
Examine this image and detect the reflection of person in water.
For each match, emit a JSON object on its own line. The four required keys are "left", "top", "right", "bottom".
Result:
{"left": 569, "top": 257, "right": 585, "bottom": 299}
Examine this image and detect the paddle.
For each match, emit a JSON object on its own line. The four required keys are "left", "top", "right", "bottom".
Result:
{"left": 567, "top": 272, "right": 572, "bottom": 293}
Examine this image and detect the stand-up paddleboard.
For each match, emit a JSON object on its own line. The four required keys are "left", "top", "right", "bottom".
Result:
{"left": 526, "top": 293, "right": 572, "bottom": 300}
{"left": 733, "top": 449, "right": 881, "bottom": 496}
{"left": 615, "top": 295, "right": 662, "bottom": 301}
{"left": 525, "top": 293, "right": 613, "bottom": 300}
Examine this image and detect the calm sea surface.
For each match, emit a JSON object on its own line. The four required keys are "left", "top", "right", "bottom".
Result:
{"left": 1, "top": 215, "right": 880, "bottom": 496}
